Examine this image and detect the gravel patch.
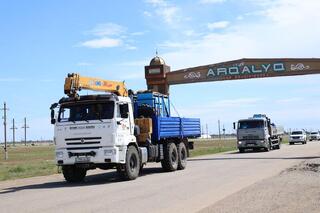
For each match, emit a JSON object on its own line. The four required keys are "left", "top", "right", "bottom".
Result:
{"left": 198, "top": 158, "right": 320, "bottom": 213}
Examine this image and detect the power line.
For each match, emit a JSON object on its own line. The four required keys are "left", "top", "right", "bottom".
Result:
{"left": 1, "top": 102, "right": 9, "bottom": 160}
{"left": 10, "top": 118, "right": 17, "bottom": 146}
{"left": 21, "top": 117, "right": 29, "bottom": 146}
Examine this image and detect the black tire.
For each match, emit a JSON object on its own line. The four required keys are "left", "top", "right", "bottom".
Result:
{"left": 121, "top": 146, "right": 140, "bottom": 180}
{"left": 239, "top": 148, "right": 245, "bottom": 153}
{"left": 139, "top": 163, "right": 144, "bottom": 174}
{"left": 289, "top": 142, "right": 294, "bottom": 145}
{"left": 161, "top": 142, "right": 178, "bottom": 172}
{"left": 264, "top": 141, "right": 271, "bottom": 152}
{"left": 275, "top": 141, "right": 281, "bottom": 150}
{"left": 62, "top": 165, "right": 86, "bottom": 183}
{"left": 177, "top": 142, "right": 187, "bottom": 170}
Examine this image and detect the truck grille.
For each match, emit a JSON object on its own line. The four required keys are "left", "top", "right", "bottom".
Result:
{"left": 242, "top": 135, "right": 260, "bottom": 140}
{"left": 65, "top": 137, "right": 101, "bottom": 145}
{"left": 292, "top": 136, "right": 300, "bottom": 139}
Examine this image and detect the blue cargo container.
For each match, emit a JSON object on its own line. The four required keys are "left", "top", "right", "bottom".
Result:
{"left": 153, "top": 117, "right": 201, "bottom": 140}
{"left": 134, "top": 91, "right": 201, "bottom": 141}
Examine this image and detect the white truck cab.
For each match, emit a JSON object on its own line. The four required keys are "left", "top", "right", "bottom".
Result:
{"left": 52, "top": 94, "right": 147, "bottom": 181}
{"left": 234, "top": 114, "right": 283, "bottom": 153}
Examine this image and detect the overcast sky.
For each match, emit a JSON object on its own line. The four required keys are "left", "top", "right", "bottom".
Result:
{"left": 0, "top": 0, "right": 320, "bottom": 141}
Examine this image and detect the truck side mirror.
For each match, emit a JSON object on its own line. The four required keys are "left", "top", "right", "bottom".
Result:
{"left": 233, "top": 122, "right": 236, "bottom": 130}
{"left": 51, "top": 109, "right": 56, "bottom": 124}
{"left": 50, "top": 103, "right": 58, "bottom": 110}
{"left": 50, "top": 103, "right": 58, "bottom": 124}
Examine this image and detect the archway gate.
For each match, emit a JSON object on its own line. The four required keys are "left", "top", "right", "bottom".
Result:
{"left": 145, "top": 58, "right": 320, "bottom": 94}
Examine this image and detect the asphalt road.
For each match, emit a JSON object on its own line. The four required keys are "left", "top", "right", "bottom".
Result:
{"left": 1, "top": 142, "right": 320, "bottom": 213}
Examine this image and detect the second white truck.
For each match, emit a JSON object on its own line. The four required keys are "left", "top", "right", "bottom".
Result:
{"left": 234, "top": 114, "right": 284, "bottom": 153}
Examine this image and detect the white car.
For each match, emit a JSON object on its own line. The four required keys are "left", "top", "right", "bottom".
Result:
{"left": 309, "top": 131, "right": 320, "bottom": 141}
{"left": 289, "top": 130, "right": 307, "bottom": 145}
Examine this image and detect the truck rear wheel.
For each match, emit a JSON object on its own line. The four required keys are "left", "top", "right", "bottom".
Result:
{"left": 62, "top": 165, "right": 86, "bottom": 183}
{"left": 177, "top": 142, "right": 187, "bottom": 170}
{"left": 161, "top": 142, "right": 178, "bottom": 172}
{"left": 121, "top": 146, "right": 141, "bottom": 180}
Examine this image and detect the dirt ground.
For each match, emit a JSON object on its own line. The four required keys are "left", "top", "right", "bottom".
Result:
{"left": 199, "top": 158, "right": 320, "bottom": 213}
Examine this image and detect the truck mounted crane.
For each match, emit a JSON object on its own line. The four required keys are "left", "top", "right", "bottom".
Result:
{"left": 50, "top": 73, "right": 200, "bottom": 182}
{"left": 64, "top": 73, "right": 128, "bottom": 98}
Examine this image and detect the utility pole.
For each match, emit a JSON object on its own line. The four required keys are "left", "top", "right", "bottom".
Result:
{"left": 206, "top": 123, "right": 209, "bottom": 139}
{"left": 10, "top": 118, "right": 17, "bottom": 146}
{"left": 218, "top": 120, "right": 221, "bottom": 140}
{"left": 1, "top": 102, "right": 9, "bottom": 160}
{"left": 22, "top": 117, "right": 29, "bottom": 146}
{"left": 223, "top": 124, "right": 226, "bottom": 139}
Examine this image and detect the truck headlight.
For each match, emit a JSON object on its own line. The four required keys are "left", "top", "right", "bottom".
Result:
{"left": 104, "top": 149, "right": 116, "bottom": 156}
{"left": 56, "top": 151, "right": 63, "bottom": 159}
{"left": 238, "top": 141, "right": 242, "bottom": 144}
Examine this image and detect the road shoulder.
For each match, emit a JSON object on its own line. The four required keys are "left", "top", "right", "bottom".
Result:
{"left": 198, "top": 157, "right": 320, "bottom": 213}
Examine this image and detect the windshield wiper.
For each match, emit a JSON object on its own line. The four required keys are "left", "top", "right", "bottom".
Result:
{"left": 98, "top": 114, "right": 103, "bottom": 122}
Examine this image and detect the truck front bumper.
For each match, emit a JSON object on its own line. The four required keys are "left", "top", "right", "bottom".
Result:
{"left": 237, "top": 140, "right": 268, "bottom": 149}
{"left": 55, "top": 146, "right": 127, "bottom": 165}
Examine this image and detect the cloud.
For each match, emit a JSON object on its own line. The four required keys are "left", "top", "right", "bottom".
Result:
{"left": 80, "top": 37, "right": 122, "bottom": 48}
{"left": 80, "top": 22, "right": 137, "bottom": 49}
{"left": 200, "top": 0, "right": 227, "bottom": 4}
{"left": 143, "top": 11, "right": 152, "bottom": 17}
{"left": 77, "top": 62, "right": 93, "bottom": 66}
{"left": 275, "top": 97, "right": 303, "bottom": 104}
{"left": 207, "top": 21, "right": 230, "bottom": 30}
{"left": 145, "top": 0, "right": 181, "bottom": 27}
{"left": 131, "top": 31, "right": 148, "bottom": 36}
{"left": 88, "top": 23, "right": 125, "bottom": 36}
{"left": 145, "top": 0, "right": 166, "bottom": 6}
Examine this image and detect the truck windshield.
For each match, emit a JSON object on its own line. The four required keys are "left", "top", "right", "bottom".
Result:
{"left": 239, "top": 120, "right": 264, "bottom": 129}
{"left": 58, "top": 101, "right": 114, "bottom": 122}
{"left": 311, "top": 132, "right": 318, "bottom": 135}
{"left": 291, "top": 131, "right": 303, "bottom": 135}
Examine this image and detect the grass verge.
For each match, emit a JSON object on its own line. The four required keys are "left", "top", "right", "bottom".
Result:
{"left": 190, "top": 139, "right": 237, "bottom": 157}
{"left": 0, "top": 145, "right": 56, "bottom": 181}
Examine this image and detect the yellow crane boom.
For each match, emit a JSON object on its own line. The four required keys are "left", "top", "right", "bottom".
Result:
{"left": 64, "top": 73, "right": 128, "bottom": 97}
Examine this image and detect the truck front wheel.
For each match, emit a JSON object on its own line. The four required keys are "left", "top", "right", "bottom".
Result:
{"left": 177, "top": 142, "right": 187, "bottom": 170}
{"left": 161, "top": 142, "right": 178, "bottom": 172}
{"left": 264, "top": 141, "right": 271, "bottom": 152}
{"left": 62, "top": 165, "right": 86, "bottom": 183}
{"left": 121, "top": 146, "right": 140, "bottom": 180}
{"left": 239, "top": 148, "right": 245, "bottom": 153}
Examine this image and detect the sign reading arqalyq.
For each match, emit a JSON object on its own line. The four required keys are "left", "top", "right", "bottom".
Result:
{"left": 167, "top": 58, "right": 320, "bottom": 85}
{"left": 207, "top": 62, "right": 286, "bottom": 77}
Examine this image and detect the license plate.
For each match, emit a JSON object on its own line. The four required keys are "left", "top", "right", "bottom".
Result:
{"left": 247, "top": 143, "right": 255, "bottom": 147}
{"left": 75, "top": 156, "right": 90, "bottom": 163}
